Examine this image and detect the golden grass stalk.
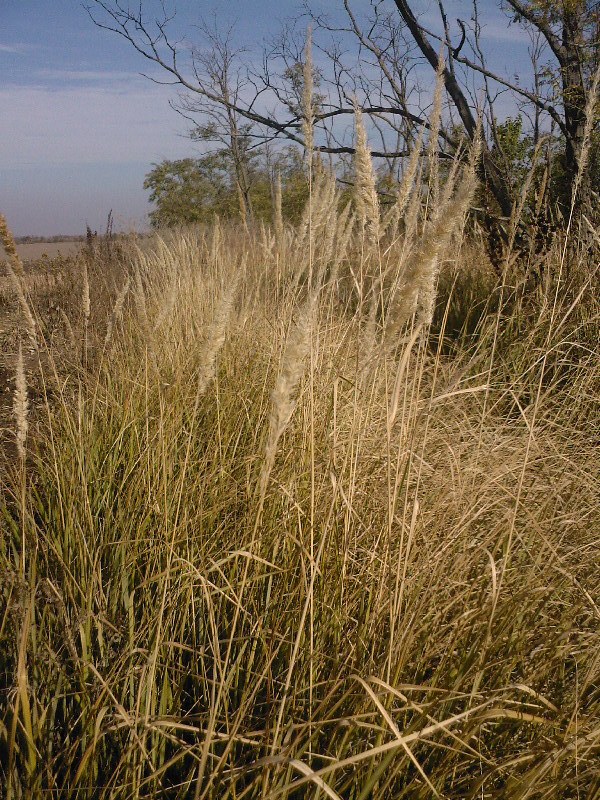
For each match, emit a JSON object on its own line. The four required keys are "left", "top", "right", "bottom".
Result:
{"left": 196, "top": 272, "right": 240, "bottom": 395}
{"left": 302, "top": 28, "right": 315, "bottom": 168}
{"left": 383, "top": 128, "right": 423, "bottom": 241}
{"left": 260, "top": 294, "right": 314, "bottom": 499}
{"left": 2, "top": 205, "right": 599, "bottom": 796}
{"left": 353, "top": 102, "right": 380, "bottom": 247}
{"left": 426, "top": 52, "right": 445, "bottom": 214}
{"left": 0, "top": 212, "right": 25, "bottom": 278}
{"left": 273, "top": 171, "right": 284, "bottom": 244}
{"left": 14, "top": 342, "right": 29, "bottom": 462}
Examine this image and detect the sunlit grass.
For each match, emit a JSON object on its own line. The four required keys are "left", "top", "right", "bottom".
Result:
{"left": 1, "top": 157, "right": 599, "bottom": 798}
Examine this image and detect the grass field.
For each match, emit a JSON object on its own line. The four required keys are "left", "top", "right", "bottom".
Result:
{"left": 0, "top": 141, "right": 599, "bottom": 798}
{"left": 1, "top": 241, "right": 83, "bottom": 263}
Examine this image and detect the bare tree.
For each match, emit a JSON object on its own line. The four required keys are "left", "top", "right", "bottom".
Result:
{"left": 177, "top": 20, "right": 257, "bottom": 219}
{"left": 86, "top": 0, "right": 599, "bottom": 231}
{"left": 404, "top": 0, "right": 600, "bottom": 213}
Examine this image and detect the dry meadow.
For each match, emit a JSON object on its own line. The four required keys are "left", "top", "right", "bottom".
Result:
{"left": 1, "top": 137, "right": 599, "bottom": 798}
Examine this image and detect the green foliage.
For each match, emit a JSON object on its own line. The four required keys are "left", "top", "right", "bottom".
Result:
{"left": 144, "top": 155, "right": 240, "bottom": 227}
{"left": 144, "top": 148, "right": 309, "bottom": 228}
{"left": 492, "top": 117, "right": 532, "bottom": 195}
{"left": 483, "top": 116, "right": 600, "bottom": 222}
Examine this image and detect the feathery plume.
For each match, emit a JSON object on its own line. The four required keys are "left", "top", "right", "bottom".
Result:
{"left": 238, "top": 184, "right": 249, "bottom": 233}
{"left": 60, "top": 308, "right": 76, "bottom": 347}
{"left": 273, "top": 171, "right": 284, "bottom": 244}
{"left": 507, "top": 135, "right": 547, "bottom": 254}
{"left": 1, "top": 214, "right": 38, "bottom": 349}
{"left": 427, "top": 51, "right": 445, "bottom": 215}
{"left": 329, "top": 202, "right": 355, "bottom": 287}
{"left": 14, "top": 342, "right": 29, "bottom": 462}
{"left": 210, "top": 218, "right": 222, "bottom": 265}
{"left": 353, "top": 103, "right": 380, "bottom": 247}
{"left": 6, "top": 264, "right": 38, "bottom": 351}
{"left": 383, "top": 128, "right": 424, "bottom": 241}
{"left": 302, "top": 28, "right": 315, "bottom": 168}
{"left": 0, "top": 213, "right": 25, "bottom": 278}
{"left": 260, "top": 295, "right": 314, "bottom": 497}
{"left": 416, "top": 164, "right": 477, "bottom": 327}
{"left": 197, "top": 272, "right": 240, "bottom": 395}
{"left": 82, "top": 257, "right": 90, "bottom": 323}
{"left": 294, "top": 170, "right": 337, "bottom": 286}
{"left": 571, "top": 62, "right": 600, "bottom": 214}
{"left": 387, "top": 139, "right": 479, "bottom": 338}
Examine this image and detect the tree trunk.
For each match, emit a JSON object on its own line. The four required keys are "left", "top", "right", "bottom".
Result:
{"left": 560, "top": 7, "right": 588, "bottom": 218}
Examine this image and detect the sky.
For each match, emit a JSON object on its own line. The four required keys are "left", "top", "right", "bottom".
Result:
{"left": 1, "top": 0, "right": 535, "bottom": 236}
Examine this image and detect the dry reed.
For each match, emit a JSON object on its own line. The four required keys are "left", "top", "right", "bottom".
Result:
{"left": 273, "top": 171, "right": 284, "bottom": 244}
{"left": 353, "top": 102, "right": 380, "bottom": 248}
{"left": 260, "top": 293, "right": 314, "bottom": 499}
{"left": 302, "top": 28, "right": 315, "bottom": 167}
{"left": 0, "top": 213, "right": 25, "bottom": 278}
{"left": 13, "top": 342, "right": 28, "bottom": 461}
{"left": 1, "top": 121, "right": 598, "bottom": 800}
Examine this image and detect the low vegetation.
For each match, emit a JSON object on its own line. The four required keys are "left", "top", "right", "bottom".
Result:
{"left": 0, "top": 112, "right": 599, "bottom": 798}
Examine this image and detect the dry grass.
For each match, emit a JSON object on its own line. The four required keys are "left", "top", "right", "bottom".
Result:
{"left": 0, "top": 140, "right": 599, "bottom": 799}
{"left": 0, "top": 240, "right": 83, "bottom": 264}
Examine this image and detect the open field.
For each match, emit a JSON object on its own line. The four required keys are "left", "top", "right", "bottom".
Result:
{"left": 1, "top": 240, "right": 83, "bottom": 263}
{"left": 1, "top": 155, "right": 599, "bottom": 798}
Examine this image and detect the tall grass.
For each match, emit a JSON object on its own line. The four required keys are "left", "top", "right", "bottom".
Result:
{"left": 1, "top": 137, "right": 599, "bottom": 799}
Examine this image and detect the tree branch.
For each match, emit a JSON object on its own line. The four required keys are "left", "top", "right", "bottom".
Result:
{"left": 502, "top": 0, "right": 565, "bottom": 62}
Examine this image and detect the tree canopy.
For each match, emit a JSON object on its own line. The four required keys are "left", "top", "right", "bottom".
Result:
{"left": 144, "top": 148, "right": 309, "bottom": 228}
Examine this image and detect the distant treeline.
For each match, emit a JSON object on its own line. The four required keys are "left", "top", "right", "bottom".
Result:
{"left": 15, "top": 235, "right": 88, "bottom": 244}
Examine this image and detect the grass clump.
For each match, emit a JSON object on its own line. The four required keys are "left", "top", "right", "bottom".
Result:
{"left": 1, "top": 138, "right": 599, "bottom": 799}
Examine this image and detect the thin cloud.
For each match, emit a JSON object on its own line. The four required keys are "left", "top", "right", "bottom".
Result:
{"left": 37, "top": 68, "right": 145, "bottom": 82}
{"left": 0, "top": 43, "right": 32, "bottom": 54}
{"left": 0, "top": 83, "right": 192, "bottom": 168}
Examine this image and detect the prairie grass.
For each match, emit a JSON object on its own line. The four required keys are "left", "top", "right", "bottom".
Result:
{"left": 1, "top": 144, "right": 599, "bottom": 799}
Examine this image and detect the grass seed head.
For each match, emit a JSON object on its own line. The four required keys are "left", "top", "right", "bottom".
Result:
{"left": 14, "top": 342, "right": 29, "bottom": 462}
{"left": 0, "top": 212, "right": 25, "bottom": 278}
{"left": 302, "top": 28, "right": 315, "bottom": 168}
{"left": 353, "top": 103, "right": 380, "bottom": 248}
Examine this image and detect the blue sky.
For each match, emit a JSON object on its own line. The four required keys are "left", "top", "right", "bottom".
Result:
{"left": 1, "top": 0, "right": 534, "bottom": 236}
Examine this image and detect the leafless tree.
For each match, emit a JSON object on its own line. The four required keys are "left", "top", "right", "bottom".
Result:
{"left": 176, "top": 20, "right": 257, "bottom": 218}
{"left": 86, "top": 0, "right": 599, "bottom": 231}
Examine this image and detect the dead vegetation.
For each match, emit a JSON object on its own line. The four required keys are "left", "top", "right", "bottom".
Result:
{"left": 0, "top": 122, "right": 599, "bottom": 799}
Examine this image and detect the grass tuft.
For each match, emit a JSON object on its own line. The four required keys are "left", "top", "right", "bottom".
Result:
{"left": 1, "top": 141, "right": 599, "bottom": 799}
